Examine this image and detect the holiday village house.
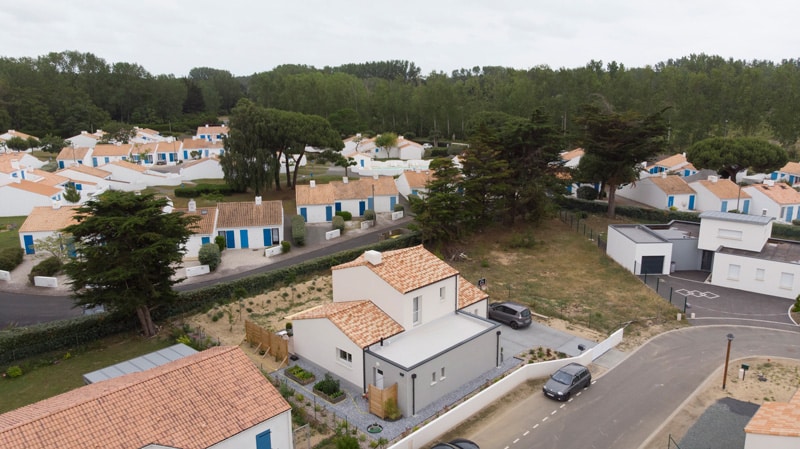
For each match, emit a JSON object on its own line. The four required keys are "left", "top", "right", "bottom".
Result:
{"left": 295, "top": 176, "right": 400, "bottom": 223}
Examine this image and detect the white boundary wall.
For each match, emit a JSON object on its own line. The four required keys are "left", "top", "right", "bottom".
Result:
{"left": 388, "top": 328, "right": 624, "bottom": 449}
{"left": 325, "top": 229, "right": 341, "bottom": 240}
{"left": 186, "top": 265, "right": 210, "bottom": 277}
{"left": 0, "top": 270, "right": 9, "bottom": 281}
{"left": 33, "top": 276, "right": 58, "bottom": 288}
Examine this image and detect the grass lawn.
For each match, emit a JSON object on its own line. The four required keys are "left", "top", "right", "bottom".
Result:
{"left": 451, "top": 213, "right": 682, "bottom": 335}
{"left": 0, "top": 332, "right": 174, "bottom": 413}
{"left": 0, "top": 216, "right": 26, "bottom": 249}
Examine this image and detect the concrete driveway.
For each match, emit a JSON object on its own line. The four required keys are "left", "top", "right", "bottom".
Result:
{"left": 495, "top": 319, "right": 602, "bottom": 360}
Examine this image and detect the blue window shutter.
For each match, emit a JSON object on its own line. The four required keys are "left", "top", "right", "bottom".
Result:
{"left": 256, "top": 429, "right": 272, "bottom": 449}
{"left": 201, "top": 236, "right": 210, "bottom": 245}
{"left": 721, "top": 200, "right": 728, "bottom": 212}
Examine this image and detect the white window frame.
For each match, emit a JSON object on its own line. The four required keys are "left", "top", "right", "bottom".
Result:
{"left": 337, "top": 348, "right": 353, "bottom": 367}
{"left": 431, "top": 371, "right": 437, "bottom": 385}
{"left": 755, "top": 268, "right": 765, "bottom": 281}
{"left": 439, "top": 286, "right": 445, "bottom": 302}
{"left": 413, "top": 296, "right": 421, "bottom": 325}
{"left": 441, "top": 367, "right": 446, "bottom": 381}
{"left": 780, "top": 272, "right": 794, "bottom": 290}
{"left": 727, "top": 264, "right": 741, "bottom": 281}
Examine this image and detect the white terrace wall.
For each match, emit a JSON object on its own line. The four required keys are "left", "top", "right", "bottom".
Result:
{"left": 387, "top": 328, "right": 624, "bottom": 449}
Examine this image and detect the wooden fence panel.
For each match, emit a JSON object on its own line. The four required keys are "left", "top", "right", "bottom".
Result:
{"left": 368, "top": 383, "right": 397, "bottom": 418}
{"left": 245, "top": 320, "right": 288, "bottom": 364}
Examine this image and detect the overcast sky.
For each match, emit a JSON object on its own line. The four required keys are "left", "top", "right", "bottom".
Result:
{"left": 3, "top": 1, "right": 799, "bottom": 77}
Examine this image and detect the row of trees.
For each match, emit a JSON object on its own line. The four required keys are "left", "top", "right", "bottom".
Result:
{"left": 4, "top": 52, "right": 800, "bottom": 152}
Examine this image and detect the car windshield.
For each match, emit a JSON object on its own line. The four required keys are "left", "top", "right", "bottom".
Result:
{"left": 520, "top": 309, "right": 531, "bottom": 318}
{"left": 551, "top": 370, "right": 574, "bottom": 385}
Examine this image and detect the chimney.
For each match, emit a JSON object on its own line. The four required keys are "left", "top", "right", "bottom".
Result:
{"left": 52, "top": 200, "right": 61, "bottom": 210}
{"left": 661, "top": 171, "right": 667, "bottom": 178}
{"left": 188, "top": 199, "right": 196, "bottom": 212}
{"left": 373, "top": 175, "right": 379, "bottom": 180}
{"left": 343, "top": 177, "right": 348, "bottom": 184}
{"left": 708, "top": 175, "right": 718, "bottom": 183}
{"left": 364, "top": 250, "right": 382, "bottom": 265}
{"left": 255, "top": 196, "right": 262, "bottom": 206}
{"left": 310, "top": 180, "right": 316, "bottom": 188}
{"left": 764, "top": 179, "right": 775, "bottom": 187}
{"left": 10, "top": 159, "right": 19, "bottom": 170}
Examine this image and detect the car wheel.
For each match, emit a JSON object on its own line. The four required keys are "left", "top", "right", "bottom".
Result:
{"left": 586, "top": 377, "right": 592, "bottom": 388}
{"left": 510, "top": 321, "right": 519, "bottom": 329}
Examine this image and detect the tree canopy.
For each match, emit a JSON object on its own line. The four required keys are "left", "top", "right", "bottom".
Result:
{"left": 576, "top": 105, "right": 669, "bottom": 218}
{"left": 62, "top": 191, "right": 199, "bottom": 336}
{"left": 686, "top": 137, "right": 788, "bottom": 180}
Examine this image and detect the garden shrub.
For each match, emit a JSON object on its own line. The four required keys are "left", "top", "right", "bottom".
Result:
{"left": 27, "top": 256, "right": 62, "bottom": 284}
{"left": 314, "top": 372, "right": 343, "bottom": 398}
{"left": 174, "top": 183, "right": 233, "bottom": 198}
{"left": 794, "top": 294, "right": 800, "bottom": 313}
{"left": 364, "top": 209, "right": 376, "bottom": 221}
{"left": 430, "top": 148, "right": 448, "bottom": 158}
{"left": 393, "top": 203, "right": 404, "bottom": 212}
{"left": 576, "top": 185, "right": 598, "bottom": 201}
{"left": 292, "top": 215, "right": 306, "bottom": 246}
{"left": 214, "top": 235, "right": 226, "bottom": 252}
{"left": 5, "top": 365, "right": 23, "bottom": 378}
{"left": 198, "top": 243, "right": 221, "bottom": 271}
{"left": 0, "top": 247, "right": 23, "bottom": 271}
{"left": 384, "top": 397, "right": 401, "bottom": 420}
{"left": 335, "top": 210, "right": 352, "bottom": 221}
{"left": 332, "top": 216, "right": 345, "bottom": 233}
{"left": 281, "top": 241, "right": 291, "bottom": 253}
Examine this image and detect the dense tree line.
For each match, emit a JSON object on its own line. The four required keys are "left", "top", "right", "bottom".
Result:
{"left": 3, "top": 52, "right": 800, "bottom": 153}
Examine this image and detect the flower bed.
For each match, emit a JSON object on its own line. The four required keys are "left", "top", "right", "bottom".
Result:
{"left": 285, "top": 365, "right": 316, "bottom": 385}
{"left": 314, "top": 373, "right": 346, "bottom": 404}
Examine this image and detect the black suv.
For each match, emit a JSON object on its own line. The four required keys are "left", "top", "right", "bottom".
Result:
{"left": 542, "top": 363, "right": 592, "bottom": 401}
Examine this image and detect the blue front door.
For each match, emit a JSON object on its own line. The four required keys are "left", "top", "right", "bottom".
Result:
{"left": 368, "top": 197, "right": 374, "bottom": 210}
{"left": 787, "top": 206, "right": 794, "bottom": 223}
{"left": 263, "top": 228, "right": 272, "bottom": 246}
{"left": 240, "top": 230, "right": 249, "bottom": 248}
{"left": 300, "top": 208, "right": 307, "bottom": 221}
{"left": 688, "top": 195, "right": 695, "bottom": 210}
{"left": 359, "top": 201, "right": 366, "bottom": 216}
{"left": 667, "top": 196, "right": 674, "bottom": 208}
{"left": 325, "top": 206, "right": 333, "bottom": 221}
{"left": 390, "top": 196, "right": 396, "bottom": 210}
{"left": 225, "top": 230, "right": 235, "bottom": 248}
{"left": 743, "top": 199, "right": 750, "bottom": 214}
{"left": 721, "top": 200, "right": 728, "bottom": 212}
{"left": 335, "top": 202, "right": 342, "bottom": 212}
{"left": 23, "top": 235, "right": 35, "bottom": 255}
{"left": 201, "top": 236, "right": 210, "bottom": 245}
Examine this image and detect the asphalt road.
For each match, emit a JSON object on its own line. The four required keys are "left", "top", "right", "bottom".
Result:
{"left": 0, "top": 221, "right": 411, "bottom": 328}
{"left": 463, "top": 325, "right": 800, "bottom": 449}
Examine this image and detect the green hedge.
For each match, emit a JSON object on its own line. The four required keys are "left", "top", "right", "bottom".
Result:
{"left": 0, "top": 313, "right": 139, "bottom": 365}
{"left": 332, "top": 216, "right": 345, "bottom": 233}
{"left": 292, "top": 215, "right": 306, "bottom": 246}
{"left": 0, "top": 232, "right": 421, "bottom": 367}
{"left": 0, "top": 247, "right": 24, "bottom": 271}
{"left": 335, "top": 210, "right": 352, "bottom": 221}
{"left": 174, "top": 183, "right": 234, "bottom": 198}
{"left": 27, "top": 256, "right": 62, "bottom": 284}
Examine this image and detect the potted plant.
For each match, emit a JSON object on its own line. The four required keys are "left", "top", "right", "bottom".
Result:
{"left": 285, "top": 322, "right": 293, "bottom": 336}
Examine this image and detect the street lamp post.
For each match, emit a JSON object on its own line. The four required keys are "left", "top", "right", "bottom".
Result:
{"left": 722, "top": 333, "right": 734, "bottom": 389}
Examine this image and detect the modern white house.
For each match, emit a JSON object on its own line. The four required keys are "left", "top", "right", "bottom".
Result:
{"left": 744, "top": 390, "right": 800, "bottom": 449}
{"left": 0, "top": 180, "right": 64, "bottom": 217}
{"left": 769, "top": 161, "right": 800, "bottom": 186}
{"left": 607, "top": 211, "right": 800, "bottom": 299}
{"left": 179, "top": 157, "right": 225, "bottom": 180}
{"left": 0, "top": 129, "right": 39, "bottom": 150}
{"left": 288, "top": 245, "right": 495, "bottom": 418}
{"left": 616, "top": 173, "right": 696, "bottom": 211}
{"left": 0, "top": 152, "right": 46, "bottom": 184}
{"left": 55, "top": 165, "right": 112, "bottom": 202}
{"left": 180, "top": 137, "right": 225, "bottom": 160}
{"left": 743, "top": 180, "right": 800, "bottom": 224}
{"left": 175, "top": 201, "right": 219, "bottom": 259}
{"left": 0, "top": 346, "right": 294, "bottom": 449}
{"left": 55, "top": 146, "right": 92, "bottom": 169}
{"left": 196, "top": 124, "right": 229, "bottom": 142}
{"left": 296, "top": 180, "right": 336, "bottom": 223}
{"left": 18, "top": 205, "right": 79, "bottom": 255}
{"left": 65, "top": 130, "right": 103, "bottom": 149}
{"left": 688, "top": 175, "right": 751, "bottom": 214}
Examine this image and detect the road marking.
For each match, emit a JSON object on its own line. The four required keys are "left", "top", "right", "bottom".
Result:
{"left": 533, "top": 424, "right": 539, "bottom": 429}
{"left": 560, "top": 404, "right": 566, "bottom": 408}
{"left": 513, "top": 438, "right": 520, "bottom": 444}
{"left": 523, "top": 431, "right": 530, "bottom": 436}
{"left": 543, "top": 416, "right": 549, "bottom": 422}
{"left": 551, "top": 410, "right": 557, "bottom": 415}
{"left": 568, "top": 397, "right": 574, "bottom": 402}
{"left": 591, "top": 380, "right": 596, "bottom": 385}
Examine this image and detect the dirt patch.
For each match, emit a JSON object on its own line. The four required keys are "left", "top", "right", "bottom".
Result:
{"left": 644, "top": 357, "right": 800, "bottom": 448}
{"left": 489, "top": 250, "right": 517, "bottom": 266}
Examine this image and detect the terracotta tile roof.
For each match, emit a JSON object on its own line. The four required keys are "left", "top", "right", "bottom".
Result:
{"left": 57, "top": 164, "right": 111, "bottom": 179}
{"left": 290, "top": 300, "right": 404, "bottom": 348}
{"left": 403, "top": 171, "right": 435, "bottom": 189}
{"left": 56, "top": 146, "right": 90, "bottom": 161}
{"left": 745, "top": 390, "right": 800, "bottom": 437}
{"left": 359, "top": 176, "right": 399, "bottom": 196}
{"left": 333, "top": 245, "right": 459, "bottom": 294}
{"left": 692, "top": 178, "right": 750, "bottom": 199}
{"left": 217, "top": 200, "right": 283, "bottom": 228}
{"left": 329, "top": 178, "right": 373, "bottom": 199}
{"left": 91, "top": 143, "right": 133, "bottom": 157}
{"left": 5, "top": 180, "right": 61, "bottom": 197}
{"left": 181, "top": 138, "right": 224, "bottom": 150}
{"left": 654, "top": 153, "right": 689, "bottom": 168}
{"left": 746, "top": 183, "right": 800, "bottom": 205}
{"left": 1, "top": 130, "right": 36, "bottom": 141}
{"left": 0, "top": 346, "right": 291, "bottom": 449}
{"left": 649, "top": 175, "right": 695, "bottom": 195}
{"left": 196, "top": 125, "right": 229, "bottom": 136}
{"left": 174, "top": 206, "right": 217, "bottom": 234}
{"left": 560, "top": 148, "right": 584, "bottom": 161}
{"left": 157, "top": 140, "right": 182, "bottom": 153}
{"left": 108, "top": 160, "right": 147, "bottom": 173}
{"left": 131, "top": 142, "right": 158, "bottom": 155}
{"left": 779, "top": 161, "right": 800, "bottom": 176}
{"left": 19, "top": 206, "right": 79, "bottom": 232}
{"left": 296, "top": 182, "right": 336, "bottom": 206}
{"left": 0, "top": 153, "right": 38, "bottom": 172}
{"left": 30, "top": 169, "right": 69, "bottom": 187}
{"left": 457, "top": 275, "right": 488, "bottom": 309}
